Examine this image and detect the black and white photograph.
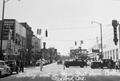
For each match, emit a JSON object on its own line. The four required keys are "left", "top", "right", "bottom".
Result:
{"left": 0, "top": 0, "right": 120, "bottom": 81}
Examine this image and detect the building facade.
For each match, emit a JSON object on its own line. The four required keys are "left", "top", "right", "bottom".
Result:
{"left": 21, "top": 22, "right": 33, "bottom": 65}
{"left": 0, "top": 19, "right": 26, "bottom": 60}
{"left": 102, "top": 27, "right": 119, "bottom": 61}
{"left": 70, "top": 47, "right": 88, "bottom": 59}
{"left": 32, "top": 35, "right": 41, "bottom": 54}
{"left": 89, "top": 24, "right": 120, "bottom": 62}
{"left": 47, "top": 47, "right": 57, "bottom": 62}
{"left": 31, "top": 35, "right": 42, "bottom": 63}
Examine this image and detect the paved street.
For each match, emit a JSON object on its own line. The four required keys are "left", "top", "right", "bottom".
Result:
{"left": 1, "top": 63, "right": 120, "bottom": 81}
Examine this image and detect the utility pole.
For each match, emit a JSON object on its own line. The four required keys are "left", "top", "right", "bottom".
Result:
{"left": 0, "top": 0, "right": 5, "bottom": 60}
{"left": 91, "top": 21, "right": 103, "bottom": 59}
{"left": 96, "top": 37, "right": 99, "bottom": 49}
{"left": 100, "top": 24, "right": 103, "bottom": 59}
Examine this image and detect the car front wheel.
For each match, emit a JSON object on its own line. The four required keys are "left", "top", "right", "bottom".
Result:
{"left": 0, "top": 71, "right": 1, "bottom": 76}
{"left": 7, "top": 68, "right": 12, "bottom": 75}
{"left": 9, "top": 70, "right": 12, "bottom": 75}
{"left": 66, "top": 65, "right": 69, "bottom": 68}
{"left": 80, "top": 65, "right": 84, "bottom": 68}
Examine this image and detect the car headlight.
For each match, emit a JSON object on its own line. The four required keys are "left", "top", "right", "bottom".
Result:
{"left": 0, "top": 67, "right": 4, "bottom": 70}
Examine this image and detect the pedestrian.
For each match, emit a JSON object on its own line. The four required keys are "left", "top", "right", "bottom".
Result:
{"left": 63, "top": 61, "right": 65, "bottom": 70}
{"left": 108, "top": 58, "right": 114, "bottom": 71}
{"left": 20, "top": 60, "right": 24, "bottom": 72}
{"left": 15, "top": 60, "right": 19, "bottom": 73}
{"left": 101, "top": 60, "right": 104, "bottom": 71}
{"left": 115, "top": 60, "right": 119, "bottom": 71}
{"left": 40, "top": 59, "right": 43, "bottom": 71}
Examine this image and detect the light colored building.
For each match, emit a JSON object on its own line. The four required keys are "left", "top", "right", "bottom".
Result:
{"left": 89, "top": 24, "right": 120, "bottom": 62}
{"left": 102, "top": 26, "right": 119, "bottom": 61}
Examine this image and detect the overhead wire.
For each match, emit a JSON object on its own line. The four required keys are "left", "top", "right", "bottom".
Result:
{"left": 45, "top": 37, "right": 97, "bottom": 42}
{"left": 44, "top": 23, "right": 113, "bottom": 42}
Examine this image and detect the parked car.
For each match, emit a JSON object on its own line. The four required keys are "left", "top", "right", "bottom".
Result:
{"left": 36, "top": 61, "right": 40, "bottom": 66}
{"left": 64, "top": 59, "right": 87, "bottom": 68}
{"left": 43, "top": 60, "right": 50, "bottom": 65}
{"left": 5, "top": 60, "right": 19, "bottom": 74}
{"left": 57, "top": 60, "right": 63, "bottom": 65}
{"left": 101, "top": 59, "right": 115, "bottom": 69}
{"left": 36, "top": 59, "right": 49, "bottom": 66}
{"left": 115, "top": 60, "right": 120, "bottom": 69}
{"left": 87, "top": 61, "right": 92, "bottom": 66}
{"left": 0, "top": 60, "right": 12, "bottom": 76}
{"left": 91, "top": 61, "right": 102, "bottom": 69}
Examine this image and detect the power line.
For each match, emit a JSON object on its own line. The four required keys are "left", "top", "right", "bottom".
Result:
{"left": 44, "top": 38, "right": 96, "bottom": 42}
{"left": 44, "top": 23, "right": 111, "bottom": 31}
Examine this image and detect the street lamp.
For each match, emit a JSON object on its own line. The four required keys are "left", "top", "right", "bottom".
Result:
{"left": 91, "top": 21, "right": 103, "bottom": 59}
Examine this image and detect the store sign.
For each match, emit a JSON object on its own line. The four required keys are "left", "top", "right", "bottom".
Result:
{"left": 92, "top": 49, "right": 99, "bottom": 53}
{"left": 2, "top": 20, "right": 15, "bottom": 40}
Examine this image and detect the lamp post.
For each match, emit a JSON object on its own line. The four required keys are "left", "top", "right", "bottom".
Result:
{"left": 91, "top": 21, "right": 103, "bottom": 59}
{"left": 0, "top": 0, "right": 5, "bottom": 60}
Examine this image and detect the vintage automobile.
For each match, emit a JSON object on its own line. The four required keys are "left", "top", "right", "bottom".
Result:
{"left": 36, "top": 59, "right": 49, "bottom": 66}
{"left": 91, "top": 61, "right": 102, "bottom": 69}
{"left": 57, "top": 60, "right": 63, "bottom": 65}
{"left": 115, "top": 60, "right": 120, "bottom": 69}
{"left": 0, "top": 60, "right": 12, "bottom": 76}
{"left": 101, "top": 59, "right": 115, "bottom": 69}
{"left": 5, "top": 60, "right": 19, "bottom": 74}
{"left": 64, "top": 59, "right": 87, "bottom": 68}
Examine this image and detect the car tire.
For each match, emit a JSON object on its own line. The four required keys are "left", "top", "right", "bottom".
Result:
{"left": 66, "top": 65, "right": 69, "bottom": 68}
{"left": 16, "top": 71, "right": 18, "bottom": 74}
{"left": 16, "top": 69, "right": 19, "bottom": 74}
{"left": 0, "top": 71, "right": 1, "bottom": 76}
{"left": 101, "top": 66, "right": 103, "bottom": 69}
{"left": 91, "top": 66, "right": 94, "bottom": 69}
{"left": 7, "top": 70, "right": 10, "bottom": 75}
{"left": 16, "top": 67, "right": 19, "bottom": 74}
{"left": 10, "top": 71, "right": 13, "bottom": 75}
{"left": 80, "top": 66, "right": 84, "bottom": 68}
{"left": 8, "top": 69, "right": 12, "bottom": 75}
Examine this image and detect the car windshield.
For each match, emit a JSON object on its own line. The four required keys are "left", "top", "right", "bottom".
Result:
{"left": 6, "top": 61, "right": 15, "bottom": 64}
{"left": 0, "top": 62, "right": 5, "bottom": 66}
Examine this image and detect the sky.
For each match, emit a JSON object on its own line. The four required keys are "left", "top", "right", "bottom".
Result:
{"left": 0, "top": 0, "right": 120, "bottom": 55}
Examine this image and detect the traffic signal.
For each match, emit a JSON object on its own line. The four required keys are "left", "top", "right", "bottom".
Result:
{"left": 45, "top": 29, "right": 48, "bottom": 37}
{"left": 112, "top": 20, "right": 118, "bottom": 45}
